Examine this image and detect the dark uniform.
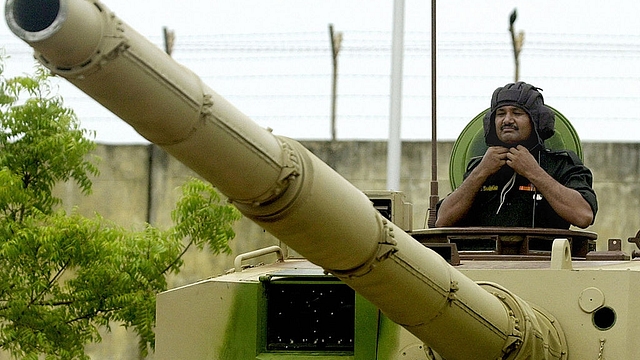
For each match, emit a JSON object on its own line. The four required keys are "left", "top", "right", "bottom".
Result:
{"left": 457, "top": 148, "right": 598, "bottom": 229}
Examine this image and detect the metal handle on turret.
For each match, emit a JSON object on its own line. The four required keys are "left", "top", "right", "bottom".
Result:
{"left": 233, "top": 246, "right": 284, "bottom": 273}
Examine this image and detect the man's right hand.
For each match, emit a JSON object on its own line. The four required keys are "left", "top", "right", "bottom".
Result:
{"left": 435, "top": 146, "right": 509, "bottom": 227}
{"left": 475, "top": 146, "right": 509, "bottom": 177}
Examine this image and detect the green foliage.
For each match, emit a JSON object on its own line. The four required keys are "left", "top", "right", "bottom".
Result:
{"left": 0, "top": 57, "right": 241, "bottom": 358}
{"left": 171, "top": 179, "right": 239, "bottom": 257}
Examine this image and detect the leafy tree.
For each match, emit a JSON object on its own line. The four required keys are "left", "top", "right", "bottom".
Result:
{"left": 0, "top": 57, "right": 241, "bottom": 358}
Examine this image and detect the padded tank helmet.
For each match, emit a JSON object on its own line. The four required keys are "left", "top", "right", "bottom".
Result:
{"left": 483, "top": 81, "right": 556, "bottom": 147}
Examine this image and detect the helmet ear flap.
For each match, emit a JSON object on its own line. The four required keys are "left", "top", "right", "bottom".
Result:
{"left": 534, "top": 105, "right": 556, "bottom": 140}
{"left": 482, "top": 110, "right": 496, "bottom": 145}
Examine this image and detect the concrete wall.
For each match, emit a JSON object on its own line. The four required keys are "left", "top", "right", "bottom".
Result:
{"left": 46, "top": 140, "right": 640, "bottom": 358}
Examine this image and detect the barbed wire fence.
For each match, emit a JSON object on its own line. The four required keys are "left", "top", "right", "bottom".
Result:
{"left": 2, "top": 30, "right": 638, "bottom": 141}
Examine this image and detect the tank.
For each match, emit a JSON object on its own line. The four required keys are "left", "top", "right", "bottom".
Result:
{"left": 4, "top": 0, "right": 639, "bottom": 359}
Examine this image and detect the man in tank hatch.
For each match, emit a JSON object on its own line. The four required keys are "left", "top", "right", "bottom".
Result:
{"left": 435, "top": 82, "right": 597, "bottom": 229}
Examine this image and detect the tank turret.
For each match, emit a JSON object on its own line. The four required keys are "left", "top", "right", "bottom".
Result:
{"left": 5, "top": 1, "right": 640, "bottom": 359}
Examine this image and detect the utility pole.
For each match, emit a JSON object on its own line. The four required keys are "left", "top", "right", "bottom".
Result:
{"left": 386, "top": 0, "right": 405, "bottom": 191}
{"left": 328, "top": 24, "right": 342, "bottom": 142}
{"left": 509, "top": 9, "right": 525, "bottom": 82}
{"left": 163, "top": 26, "right": 175, "bottom": 56}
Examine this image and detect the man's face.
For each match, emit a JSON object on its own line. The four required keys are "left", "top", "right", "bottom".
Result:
{"left": 494, "top": 105, "right": 533, "bottom": 145}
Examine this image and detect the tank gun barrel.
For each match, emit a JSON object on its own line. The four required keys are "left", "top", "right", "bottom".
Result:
{"left": 5, "top": 0, "right": 567, "bottom": 358}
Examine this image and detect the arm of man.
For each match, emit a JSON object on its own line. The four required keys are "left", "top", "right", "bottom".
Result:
{"left": 506, "top": 145, "right": 594, "bottom": 228}
{"left": 435, "top": 146, "right": 509, "bottom": 227}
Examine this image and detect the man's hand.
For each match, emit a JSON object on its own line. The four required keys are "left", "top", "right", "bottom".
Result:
{"left": 505, "top": 145, "right": 541, "bottom": 177}
{"left": 476, "top": 146, "right": 510, "bottom": 177}
{"left": 505, "top": 145, "right": 594, "bottom": 228}
{"left": 435, "top": 146, "right": 508, "bottom": 227}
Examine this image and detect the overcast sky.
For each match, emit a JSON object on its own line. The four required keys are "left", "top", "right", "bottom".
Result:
{"left": 1, "top": 0, "right": 639, "bottom": 143}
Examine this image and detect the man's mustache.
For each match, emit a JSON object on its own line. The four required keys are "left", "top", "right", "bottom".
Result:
{"left": 501, "top": 124, "right": 518, "bottom": 130}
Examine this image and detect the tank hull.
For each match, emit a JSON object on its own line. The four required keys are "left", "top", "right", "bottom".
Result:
{"left": 155, "top": 258, "right": 640, "bottom": 359}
